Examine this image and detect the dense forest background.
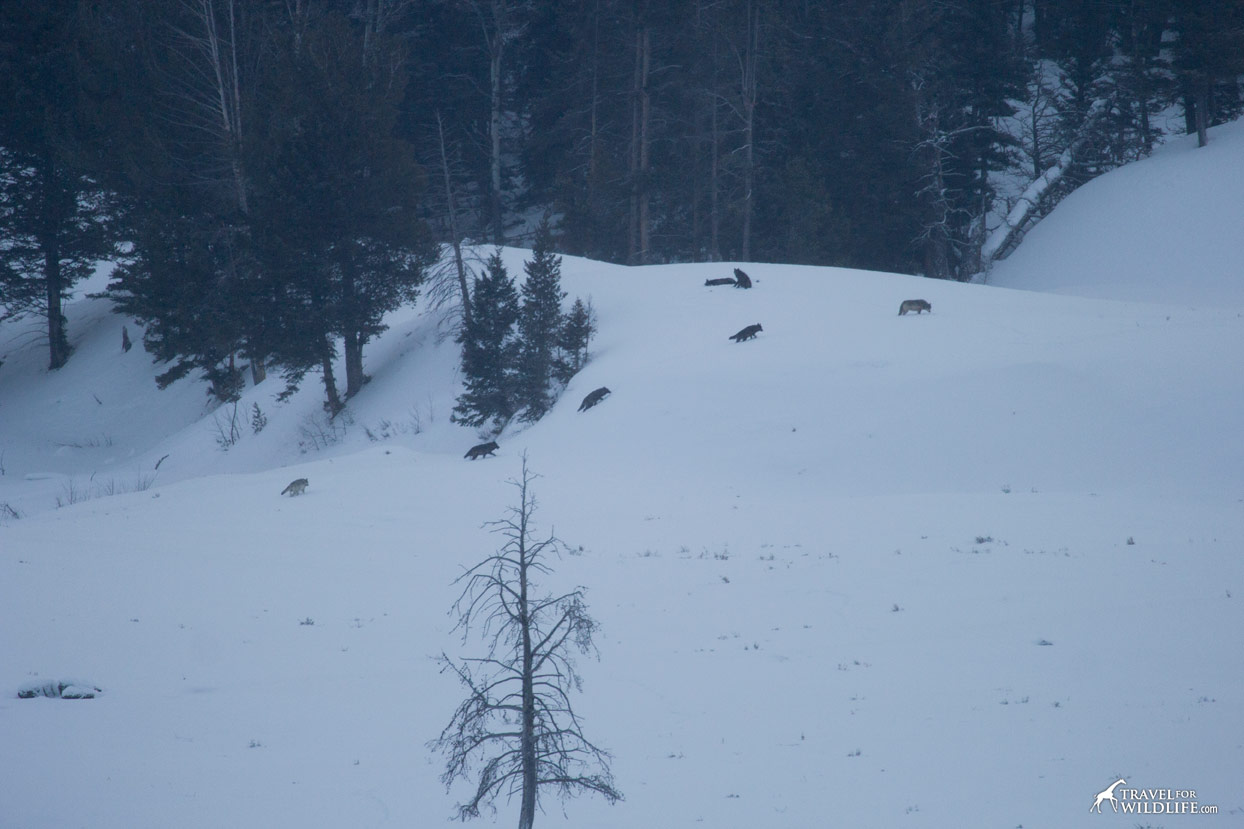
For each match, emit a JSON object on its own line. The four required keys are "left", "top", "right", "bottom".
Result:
{"left": 2, "top": 0, "right": 1242, "bottom": 402}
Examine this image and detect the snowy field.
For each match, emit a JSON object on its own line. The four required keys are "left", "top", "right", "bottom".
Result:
{"left": 2, "top": 121, "right": 1243, "bottom": 827}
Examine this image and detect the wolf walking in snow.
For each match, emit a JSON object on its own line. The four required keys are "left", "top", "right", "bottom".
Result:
{"left": 281, "top": 478, "right": 309, "bottom": 496}
{"left": 578, "top": 386, "right": 612, "bottom": 412}
{"left": 729, "top": 323, "right": 763, "bottom": 342}
{"left": 898, "top": 299, "right": 932, "bottom": 315}
{"left": 465, "top": 441, "right": 499, "bottom": 460}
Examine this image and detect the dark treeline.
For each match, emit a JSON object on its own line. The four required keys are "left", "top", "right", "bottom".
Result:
{"left": 2, "top": 0, "right": 1242, "bottom": 404}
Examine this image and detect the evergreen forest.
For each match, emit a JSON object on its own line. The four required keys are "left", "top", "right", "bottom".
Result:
{"left": 2, "top": 0, "right": 1242, "bottom": 405}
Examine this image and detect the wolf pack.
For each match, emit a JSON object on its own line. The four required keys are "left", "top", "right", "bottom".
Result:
{"left": 274, "top": 264, "right": 934, "bottom": 480}
{"left": 454, "top": 266, "right": 933, "bottom": 463}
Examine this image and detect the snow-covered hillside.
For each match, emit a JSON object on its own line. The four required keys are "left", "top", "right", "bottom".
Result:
{"left": 2, "top": 122, "right": 1242, "bottom": 828}
{"left": 989, "top": 117, "right": 1244, "bottom": 307}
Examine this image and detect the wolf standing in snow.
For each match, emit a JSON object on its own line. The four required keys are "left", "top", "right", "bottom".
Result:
{"left": 282, "top": 478, "right": 309, "bottom": 496}
{"left": 898, "top": 299, "right": 932, "bottom": 315}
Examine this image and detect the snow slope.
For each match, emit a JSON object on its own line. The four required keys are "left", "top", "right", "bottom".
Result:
{"left": 2, "top": 123, "right": 1243, "bottom": 828}
{"left": 989, "top": 117, "right": 1244, "bottom": 306}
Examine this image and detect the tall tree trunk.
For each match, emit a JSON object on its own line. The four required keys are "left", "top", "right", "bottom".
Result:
{"left": 250, "top": 357, "right": 266, "bottom": 385}
{"left": 320, "top": 336, "right": 344, "bottom": 416}
{"left": 344, "top": 330, "right": 366, "bottom": 398}
{"left": 40, "top": 158, "right": 70, "bottom": 370}
{"left": 740, "top": 1, "right": 758, "bottom": 262}
{"left": 44, "top": 245, "right": 69, "bottom": 370}
{"left": 1195, "top": 84, "right": 1209, "bottom": 147}
{"left": 518, "top": 513, "right": 537, "bottom": 829}
{"left": 436, "top": 111, "right": 472, "bottom": 330}
{"left": 708, "top": 18, "right": 722, "bottom": 263}
{"left": 341, "top": 253, "right": 366, "bottom": 398}
{"left": 628, "top": 7, "right": 650, "bottom": 265}
{"left": 489, "top": 0, "right": 506, "bottom": 245}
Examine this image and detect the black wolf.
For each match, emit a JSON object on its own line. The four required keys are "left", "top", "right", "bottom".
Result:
{"left": 733, "top": 268, "right": 752, "bottom": 288}
{"left": 578, "top": 386, "right": 612, "bottom": 411}
{"left": 465, "top": 441, "right": 499, "bottom": 460}
{"left": 898, "top": 299, "right": 932, "bottom": 315}
{"left": 729, "top": 323, "right": 763, "bottom": 342}
{"left": 704, "top": 277, "right": 735, "bottom": 287}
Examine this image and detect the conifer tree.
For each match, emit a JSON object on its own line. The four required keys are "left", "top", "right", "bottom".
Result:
{"left": 0, "top": 3, "right": 122, "bottom": 369}
{"left": 555, "top": 297, "right": 595, "bottom": 384}
{"left": 515, "top": 219, "right": 566, "bottom": 422}
{"left": 453, "top": 250, "right": 520, "bottom": 430}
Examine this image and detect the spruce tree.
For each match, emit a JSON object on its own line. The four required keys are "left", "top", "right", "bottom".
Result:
{"left": 0, "top": 3, "right": 122, "bottom": 369}
{"left": 453, "top": 251, "right": 519, "bottom": 430}
{"left": 515, "top": 220, "right": 566, "bottom": 422}
{"left": 555, "top": 297, "right": 595, "bottom": 384}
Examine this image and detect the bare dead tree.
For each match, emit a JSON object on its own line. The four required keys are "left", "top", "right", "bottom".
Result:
{"left": 628, "top": 4, "right": 651, "bottom": 265}
{"left": 461, "top": 0, "right": 524, "bottom": 246}
{"left": 433, "top": 456, "right": 621, "bottom": 829}
{"left": 436, "top": 110, "right": 474, "bottom": 332}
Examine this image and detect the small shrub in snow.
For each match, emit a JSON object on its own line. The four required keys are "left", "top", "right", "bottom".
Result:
{"left": 213, "top": 402, "right": 242, "bottom": 450}
{"left": 298, "top": 411, "right": 351, "bottom": 452}
{"left": 55, "top": 479, "right": 90, "bottom": 508}
{"left": 250, "top": 403, "right": 268, "bottom": 434}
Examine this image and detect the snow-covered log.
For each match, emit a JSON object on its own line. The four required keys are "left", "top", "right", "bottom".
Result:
{"left": 979, "top": 99, "right": 1109, "bottom": 274}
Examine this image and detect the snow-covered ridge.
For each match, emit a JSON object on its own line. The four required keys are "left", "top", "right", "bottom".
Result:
{"left": 1, "top": 120, "right": 1242, "bottom": 828}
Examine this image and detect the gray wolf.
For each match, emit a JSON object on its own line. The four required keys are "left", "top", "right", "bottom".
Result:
{"left": 282, "top": 478, "right": 309, "bottom": 496}
{"left": 578, "top": 386, "right": 612, "bottom": 411}
{"left": 465, "top": 441, "right": 499, "bottom": 460}
{"left": 898, "top": 299, "right": 932, "bottom": 315}
{"left": 730, "top": 323, "right": 763, "bottom": 342}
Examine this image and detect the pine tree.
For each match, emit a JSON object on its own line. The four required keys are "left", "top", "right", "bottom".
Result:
{"left": 515, "top": 220, "right": 566, "bottom": 422}
{"left": 555, "top": 296, "right": 595, "bottom": 384}
{"left": 453, "top": 251, "right": 520, "bottom": 430}
{"left": 249, "top": 12, "right": 432, "bottom": 413}
{"left": 0, "top": 3, "right": 122, "bottom": 369}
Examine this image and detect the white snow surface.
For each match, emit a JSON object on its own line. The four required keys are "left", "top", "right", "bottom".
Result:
{"left": 2, "top": 120, "right": 1243, "bottom": 828}
{"left": 989, "top": 117, "right": 1244, "bottom": 306}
